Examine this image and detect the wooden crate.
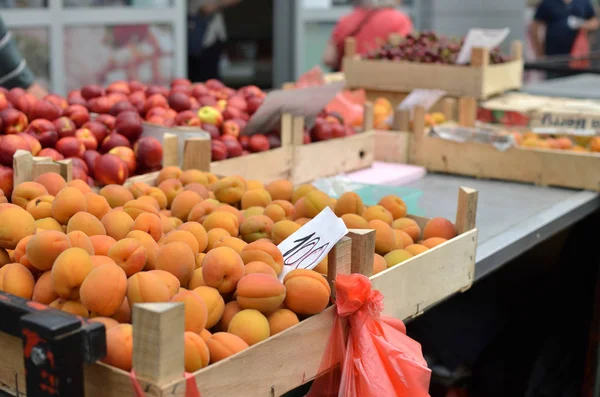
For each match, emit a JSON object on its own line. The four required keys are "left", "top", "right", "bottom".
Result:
{"left": 343, "top": 37, "right": 524, "bottom": 100}
{"left": 375, "top": 98, "right": 600, "bottom": 191}
{"left": 0, "top": 187, "right": 478, "bottom": 397}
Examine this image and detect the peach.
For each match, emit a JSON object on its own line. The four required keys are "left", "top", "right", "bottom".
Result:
{"left": 422, "top": 237, "right": 448, "bottom": 249}
{"left": 227, "top": 309, "right": 270, "bottom": 346}
{"left": 240, "top": 240, "right": 284, "bottom": 275}
{"left": 213, "top": 176, "right": 245, "bottom": 204}
{"left": 108, "top": 238, "right": 146, "bottom": 277}
{"left": 101, "top": 210, "right": 134, "bottom": 241}
{"left": 187, "top": 199, "right": 219, "bottom": 223}
{"left": 126, "top": 231, "right": 158, "bottom": 270}
{"left": 67, "top": 211, "right": 106, "bottom": 236}
{"left": 179, "top": 169, "right": 208, "bottom": 186}
{"left": 52, "top": 187, "right": 87, "bottom": 225}
{"left": 170, "top": 289, "right": 208, "bottom": 333}
{"left": 267, "top": 308, "right": 299, "bottom": 335}
{"left": 213, "top": 236, "right": 247, "bottom": 255}
{"left": 422, "top": 217, "right": 457, "bottom": 240}
{"left": 192, "top": 286, "right": 225, "bottom": 329}
{"left": 99, "top": 185, "right": 134, "bottom": 208}
{"left": 66, "top": 179, "right": 92, "bottom": 195}
{"left": 156, "top": 242, "right": 195, "bottom": 286}
{"left": 378, "top": 195, "right": 407, "bottom": 219}
{"left": 368, "top": 219, "right": 397, "bottom": 255}
{"left": 11, "top": 182, "right": 48, "bottom": 209}
{"left": 206, "top": 228, "right": 231, "bottom": 251}
{"left": 271, "top": 220, "right": 300, "bottom": 245}
{"left": 188, "top": 268, "right": 207, "bottom": 289}
{"left": 206, "top": 332, "right": 248, "bottom": 363}
{"left": 132, "top": 212, "right": 163, "bottom": 242}
{"left": 126, "top": 272, "right": 171, "bottom": 305}
{"left": 26, "top": 230, "right": 71, "bottom": 271}
{"left": 170, "top": 191, "right": 203, "bottom": 221}
{"left": 263, "top": 203, "right": 286, "bottom": 223}
{"left": 202, "top": 211, "right": 239, "bottom": 237}
{"left": 67, "top": 231, "right": 94, "bottom": 255}
{"left": 147, "top": 269, "right": 180, "bottom": 298}
{"left": 89, "top": 317, "right": 119, "bottom": 330}
{"left": 184, "top": 332, "right": 210, "bottom": 372}
{"left": 334, "top": 192, "right": 364, "bottom": 217}
{"left": 50, "top": 299, "right": 89, "bottom": 317}
{"left": 102, "top": 324, "right": 133, "bottom": 371}
{"left": 51, "top": 247, "right": 93, "bottom": 300}
{"left": 291, "top": 184, "right": 316, "bottom": 204}
{"left": 266, "top": 180, "right": 293, "bottom": 202}
{"left": 201, "top": 246, "right": 244, "bottom": 294}
{"left": 383, "top": 249, "right": 414, "bottom": 268}
{"left": 405, "top": 244, "right": 429, "bottom": 256}
{"left": 394, "top": 229, "right": 413, "bottom": 249}
{"left": 85, "top": 193, "right": 111, "bottom": 220}
{"left": 26, "top": 194, "right": 54, "bottom": 220}
{"left": 80, "top": 263, "right": 127, "bottom": 316}
{"left": 362, "top": 205, "right": 393, "bottom": 225}
{"left": 177, "top": 222, "right": 208, "bottom": 254}
{"left": 283, "top": 269, "right": 331, "bottom": 315}
{"left": 392, "top": 218, "right": 421, "bottom": 242}
{"left": 341, "top": 213, "right": 369, "bottom": 229}
{"left": 90, "top": 255, "right": 117, "bottom": 268}
{"left": 373, "top": 253, "right": 387, "bottom": 275}
{"left": 35, "top": 172, "right": 66, "bottom": 196}
{"left": 157, "top": 178, "right": 184, "bottom": 209}
{"left": 156, "top": 166, "right": 183, "bottom": 185}
{"left": 145, "top": 187, "right": 168, "bottom": 210}
{"left": 294, "top": 190, "right": 331, "bottom": 219}
{"left": 123, "top": 199, "right": 159, "bottom": 221}
{"left": 236, "top": 273, "right": 286, "bottom": 314}
{"left": 240, "top": 215, "right": 274, "bottom": 243}
{"left": 0, "top": 262, "right": 35, "bottom": 299}
{"left": 34, "top": 217, "right": 63, "bottom": 232}
{"left": 240, "top": 189, "right": 272, "bottom": 210}
{"left": 245, "top": 261, "right": 277, "bottom": 277}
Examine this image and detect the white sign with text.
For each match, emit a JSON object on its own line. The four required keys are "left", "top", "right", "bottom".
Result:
{"left": 456, "top": 28, "right": 510, "bottom": 65}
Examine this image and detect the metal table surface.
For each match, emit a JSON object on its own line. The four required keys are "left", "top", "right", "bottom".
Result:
{"left": 399, "top": 173, "right": 600, "bottom": 281}
{"left": 522, "top": 73, "right": 600, "bottom": 99}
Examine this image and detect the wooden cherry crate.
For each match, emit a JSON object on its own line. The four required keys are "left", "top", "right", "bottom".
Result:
{"left": 342, "top": 37, "right": 524, "bottom": 101}
{"left": 375, "top": 97, "right": 600, "bottom": 191}
{"left": 0, "top": 187, "right": 477, "bottom": 397}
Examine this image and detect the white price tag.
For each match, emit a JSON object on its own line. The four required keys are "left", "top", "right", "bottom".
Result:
{"left": 456, "top": 28, "right": 510, "bottom": 65}
{"left": 277, "top": 207, "right": 348, "bottom": 281}
{"left": 385, "top": 89, "right": 446, "bottom": 126}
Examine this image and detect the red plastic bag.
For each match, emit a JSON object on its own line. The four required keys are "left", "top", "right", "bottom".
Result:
{"left": 570, "top": 30, "right": 590, "bottom": 70}
{"left": 307, "top": 274, "right": 431, "bottom": 397}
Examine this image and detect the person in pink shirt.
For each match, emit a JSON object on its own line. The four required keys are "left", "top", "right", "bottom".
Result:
{"left": 323, "top": 0, "right": 413, "bottom": 72}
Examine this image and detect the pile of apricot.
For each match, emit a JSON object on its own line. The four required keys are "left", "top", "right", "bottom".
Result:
{"left": 0, "top": 166, "right": 456, "bottom": 373}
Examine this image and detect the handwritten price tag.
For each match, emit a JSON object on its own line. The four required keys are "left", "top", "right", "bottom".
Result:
{"left": 456, "top": 28, "right": 510, "bottom": 64}
{"left": 277, "top": 207, "right": 348, "bottom": 281}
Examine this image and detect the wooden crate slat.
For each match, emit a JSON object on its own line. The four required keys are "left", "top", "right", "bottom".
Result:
{"left": 210, "top": 147, "right": 293, "bottom": 184}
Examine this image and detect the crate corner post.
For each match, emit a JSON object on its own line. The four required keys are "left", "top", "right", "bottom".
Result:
{"left": 327, "top": 236, "right": 352, "bottom": 298}
{"left": 455, "top": 186, "right": 479, "bottom": 235}
{"left": 182, "top": 136, "right": 211, "bottom": 171}
{"left": 347, "top": 229, "right": 376, "bottom": 277}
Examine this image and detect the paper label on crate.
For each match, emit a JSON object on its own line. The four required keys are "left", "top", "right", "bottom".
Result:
{"left": 277, "top": 207, "right": 348, "bottom": 281}
{"left": 456, "top": 28, "right": 510, "bottom": 65}
{"left": 242, "top": 81, "right": 345, "bottom": 136}
{"left": 384, "top": 89, "right": 446, "bottom": 126}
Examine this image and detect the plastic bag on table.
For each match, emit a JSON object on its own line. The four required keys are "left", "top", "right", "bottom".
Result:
{"left": 570, "top": 30, "right": 591, "bottom": 70}
{"left": 307, "top": 274, "right": 431, "bottom": 397}
{"left": 296, "top": 66, "right": 326, "bottom": 88}
{"left": 325, "top": 89, "right": 366, "bottom": 128}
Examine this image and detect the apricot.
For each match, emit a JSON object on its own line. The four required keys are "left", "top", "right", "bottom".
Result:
{"left": 128, "top": 182, "right": 151, "bottom": 198}
{"left": 240, "top": 189, "right": 272, "bottom": 210}
{"left": 123, "top": 199, "right": 159, "bottom": 221}
{"left": 213, "top": 236, "right": 247, "bottom": 255}
{"left": 67, "top": 211, "right": 106, "bottom": 236}
{"left": 184, "top": 332, "right": 210, "bottom": 372}
{"left": 66, "top": 179, "right": 92, "bottom": 194}
{"left": 12, "top": 182, "right": 48, "bottom": 209}
{"left": 271, "top": 200, "right": 295, "bottom": 219}
{"left": 89, "top": 235, "right": 116, "bottom": 256}
{"left": 199, "top": 328, "right": 212, "bottom": 342}
{"left": 102, "top": 324, "right": 133, "bottom": 371}
{"left": 378, "top": 195, "right": 407, "bottom": 219}
{"left": 292, "top": 184, "right": 316, "bottom": 204}
{"left": 271, "top": 220, "right": 300, "bottom": 245}
{"left": 227, "top": 309, "right": 270, "bottom": 346}
{"left": 101, "top": 210, "right": 134, "bottom": 241}
{"left": 177, "top": 222, "right": 208, "bottom": 253}
{"left": 160, "top": 213, "right": 174, "bottom": 235}
{"left": 129, "top": 213, "right": 162, "bottom": 243}
{"left": 89, "top": 317, "right": 119, "bottom": 331}
{"left": 85, "top": 193, "right": 111, "bottom": 220}
{"left": 213, "top": 176, "right": 245, "bottom": 204}
{"left": 126, "top": 272, "right": 171, "bottom": 305}
{"left": 156, "top": 242, "right": 195, "bottom": 286}
{"left": 26, "top": 230, "right": 71, "bottom": 271}
{"left": 266, "top": 180, "right": 293, "bottom": 202}
{"left": 0, "top": 206, "right": 35, "bottom": 249}
{"left": 195, "top": 253, "right": 206, "bottom": 269}
{"left": 373, "top": 253, "right": 387, "bottom": 275}
{"left": 392, "top": 218, "right": 421, "bottom": 242}
{"left": 422, "top": 237, "right": 448, "bottom": 249}
{"left": 171, "top": 191, "right": 203, "bottom": 221}
{"left": 147, "top": 269, "right": 180, "bottom": 298}
{"left": 295, "top": 190, "right": 331, "bottom": 219}
{"left": 236, "top": 273, "right": 286, "bottom": 314}
{"left": 267, "top": 308, "right": 299, "bottom": 335}
{"left": 296, "top": 218, "right": 311, "bottom": 226}
{"left": 192, "top": 286, "right": 225, "bottom": 329}
{"left": 283, "top": 269, "right": 331, "bottom": 315}
{"left": 202, "top": 211, "right": 239, "bottom": 237}
{"left": 170, "top": 289, "right": 208, "bottom": 333}
{"left": 334, "top": 192, "right": 364, "bottom": 217}
{"left": 126, "top": 231, "right": 158, "bottom": 271}
{"left": 108, "top": 238, "right": 147, "bottom": 277}
{"left": 206, "top": 228, "right": 231, "bottom": 251}
{"left": 362, "top": 205, "right": 393, "bottom": 225}
{"left": 217, "top": 301, "right": 241, "bottom": 331}
{"left": 51, "top": 247, "right": 93, "bottom": 300}
{"left": 263, "top": 203, "right": 286, "bottom": 223}
{"left": 146, "top": 187, "right": 168, "bottom": 210}
{"left": 67, "top": 230, "right": 94, "bottom": 255}
{"left": 368, "top": 219, "right": 397, "bottom": 255}
{"left": 246, "top": 180, "right": 264, "bottom": 191}
{"left": 240, "top": 215, "right": 274, "bottom": 243}
{"left": 245, "top": 261, "right": 277, "bottom": 277}
{"left": 0, "top": 248, "right": 10, "bottom": 267}
{"left": 188, "top": 268, "right": 207, "bottom": 289}
{"left": 216, "top": 204, "right": 244, "bottom": 225}
{"left": 26, "top": 195, "right": 54, "bottom": 220}
{"left": 162, "top": 229, "right": 199, "bottom": 254}
{"left": 13, "top": 235, "right": 32, "bottom": 264}
{"left": 158, "top": 178, "right": 184, "bottom": 208}
{"left": 206, "top": 332, "right": 248, "bottom": 363}
{"left": 405, "top": 244, "right": 429, "bottom": 256}
{"left": 394, "top": 229, "right": 413, "bottom": 249}
{"left": 313, "top": 256, "right": 327, "bottom": 275}
{"left": 35, "top": 217, "right": 63, "bottom": 232}
{"left": 0, "top": 262, "right": 35, "bottom": 299}
{"left": 184, "top": 183, "right": 210, "bottom": 200}
{"left": 35, "top": 172, "right": 66, "bottom": 196}
{"left": 187, "top": 199, "right": 219, "bottom": 223}
{"left": 137, "top": 195, "right": 160, "bottom": 211}
{"left": 202, "top": 246, "right": 244, "bottom": 294}
{"left": 50, "top": 299, "right": 90, "bottom": 317}
{"left": 111, "top": 297, "right": 131, "bottom": 323}
{"left": 240, "top": 240, "right": 284, "bottom": 276}
{"left": 423, "top": 217, "right": 457, "bottom": 240}
{"left": 384, "top": 249, "right": 414, "bottom": 268}
{"left": 157, "top": 166, "right": 183, "bottom": 185}
{"left": 80, "top": 263, "right": 127, "bottom": 316}
{"left": 90, "top": 255, "right": 117, "bottom": 268}
{"left": 52, "top": 187, "right": 87, "bottom": 225}
{"left": 340, "top": 213, "right": 368, "bottom": 229}
{"left": 99, "top": 185, "right": 134, "bottom": 208}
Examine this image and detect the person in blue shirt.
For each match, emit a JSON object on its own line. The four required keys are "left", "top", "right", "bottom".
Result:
{"left": 530, "top": 0, "right": 599, "bottom": 60}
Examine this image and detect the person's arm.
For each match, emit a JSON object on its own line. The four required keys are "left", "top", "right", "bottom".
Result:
{"left": 0, "top": 17, "right": 38, "bottom": 92}
{"left": 529, "top": 20, "right": 546, "bottom": 58}
{"left": 582, "top": 2, "right": 599, "bottom": 31}
{"left": 322, "top": 41, "right": 339, "bottom": 70}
